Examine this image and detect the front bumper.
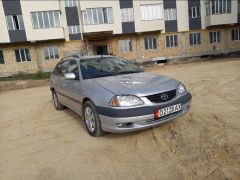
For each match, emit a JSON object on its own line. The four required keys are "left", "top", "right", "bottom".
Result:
{"left": 98, "top": 92, "right": 192, "bottom": 133}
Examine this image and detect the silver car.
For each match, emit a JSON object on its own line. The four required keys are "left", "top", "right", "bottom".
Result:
{"left": 50, "top": 54, "right": 192, "bottom": 136}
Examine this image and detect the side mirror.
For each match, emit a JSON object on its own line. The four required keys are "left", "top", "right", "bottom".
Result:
{"left": 64, "top": 73, "right": 76, "bottom": 80}
{"left": 140, "top": 65, "right": 144, "bottom": 71}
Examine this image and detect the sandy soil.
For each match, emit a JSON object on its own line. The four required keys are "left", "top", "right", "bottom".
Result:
{"left": 0, "top": 59, "right": 239, "bottom": 180}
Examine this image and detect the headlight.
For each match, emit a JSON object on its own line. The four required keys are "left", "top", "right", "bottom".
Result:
{"left": 110, "top": 95, "right": 144, "bottom": 107}
{"left": 177, "top": 83, "right": 186, "bottom": 95}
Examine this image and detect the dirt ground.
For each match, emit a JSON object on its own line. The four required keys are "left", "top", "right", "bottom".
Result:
{"left": 0, "top": 59, "right": 239, "bottom": 180}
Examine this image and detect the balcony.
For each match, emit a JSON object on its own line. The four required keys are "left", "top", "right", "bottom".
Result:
{"left": 205, "top": 13, "right": 237, "bottom": 27}
{"left": 26, "top": 28, "right": 65, "bottom": 42}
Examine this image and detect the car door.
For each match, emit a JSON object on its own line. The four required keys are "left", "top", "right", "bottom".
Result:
{"left": 61, "top": 59, "right": 82, "bottom": 114}
{"left": 54, "top": 60, "right": 70, "bottom": 106}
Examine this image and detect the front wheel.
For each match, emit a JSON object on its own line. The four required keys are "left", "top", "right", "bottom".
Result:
{"left": 83, "top": 101, "right": 103, "bottom": 137}
{"left": 52, "top": 90, "right": 65, "bottom": 110}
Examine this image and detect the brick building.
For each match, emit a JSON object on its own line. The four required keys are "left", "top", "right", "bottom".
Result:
{"left": 0, "top": 0, "right": 240, "bottom": 76}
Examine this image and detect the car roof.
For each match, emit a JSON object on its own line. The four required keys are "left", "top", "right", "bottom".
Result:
{"left": 61, "top": 54, "right": 115, "bottom": 61}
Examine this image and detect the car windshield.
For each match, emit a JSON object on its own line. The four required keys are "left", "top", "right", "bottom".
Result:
{"left": 80, "top": 57, "right": 144, "bottom": 79}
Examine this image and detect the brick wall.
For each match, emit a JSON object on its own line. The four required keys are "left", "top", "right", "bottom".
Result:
{"left": 0, "top": 40, "right": 85, "bottom": 76}
{"left": 0, "top": 26, "right": 240, "bottom": 76}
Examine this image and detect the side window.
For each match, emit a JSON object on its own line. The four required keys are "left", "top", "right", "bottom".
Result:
{"left": 59, "top": 61, "right": 69, "bottom": 75}
{"left": 68, "top": 60, "right": 79, "bottom": 79}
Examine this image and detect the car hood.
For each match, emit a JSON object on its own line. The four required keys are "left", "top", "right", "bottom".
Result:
{"left": 90, "top": 72, "right": 179, "bottom": 96}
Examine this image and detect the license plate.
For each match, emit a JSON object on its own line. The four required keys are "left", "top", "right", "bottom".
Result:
{"left": 156, "top": 104, "right": 182, "bottom": 118}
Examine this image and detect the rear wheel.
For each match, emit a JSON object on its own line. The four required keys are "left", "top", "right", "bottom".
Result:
{"left": 52, "top": 90, "right": 65, "bottom": 110}
{"left": 83, "top": 100, "right": 103, "bottom": 137}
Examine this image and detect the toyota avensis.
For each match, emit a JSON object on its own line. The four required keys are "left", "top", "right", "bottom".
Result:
{"left": 50, "top": 54, "right": 192, "bottom": 136}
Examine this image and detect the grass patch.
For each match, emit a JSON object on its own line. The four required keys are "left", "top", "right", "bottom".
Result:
{"left": 0, "top": 71, "right": 51, "bottom": 81}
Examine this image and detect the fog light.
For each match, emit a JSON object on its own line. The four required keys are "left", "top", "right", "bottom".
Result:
{"left": 116, "top": 123, "right": 124, "bottom": 128}
{"left": 116, "top": 122, "right": 133, "bottom": 128}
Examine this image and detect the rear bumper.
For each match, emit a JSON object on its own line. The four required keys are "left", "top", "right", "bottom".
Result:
{"left": 99, "top": 92, "right": 192, "bottom": 133}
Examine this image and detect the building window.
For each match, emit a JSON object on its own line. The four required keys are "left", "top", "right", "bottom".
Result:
{"left": 166, "top": 35, "right": 178, "bottom": 48}
{"left": 190, "top": 32, "right": 201, "bottom": 45}
{"left": 119, "top": 39, "right": 132, "bottom": 52}
{"left": 31, "top": 11, "right": 61, "bottom": 29}
{"left": 144, "top": 37, "right": 157, "bottom": 50}
{"left": 15, "top": 49, "right": 31, "bottom": 62}
{"left": 141, "top": 4, "right": 163, "bottom": 21}
{"left": 82, "top": 8, "right": 113, "bottom": 25}
{"left": 232, "top": 29, "right": 240, "bottom": 41}
{"left": 44, "top": 46, "right": 59, "bottom": 60}
{"left": 189, "top": 6, "right": 201, "bottom": 18}
{"left": 65, "top": 0, "right": 77, "bottom": 7}
{"left": 164, "top": 8, "right": 177, "bottom": 21}
{"left": 206, "top": 0, "right": 231, "bottom": 16}
{"left": 68, "top": 25, "right": 80, "bottom": 34}
{"left": 209, "top": 31, "right": 220, "bottom": 43}
{"left": 0, "top": 51, "right": 4, "bottom": 64}
{"left": 121, "top": 8, "right": 134, "bottom": 22}
{"left": 6, "top": 15, "right": 25, "bottom": 30}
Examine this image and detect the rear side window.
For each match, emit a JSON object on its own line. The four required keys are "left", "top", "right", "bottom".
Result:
{"left": 0, "top": 51, "right": 4, "bottom": 64}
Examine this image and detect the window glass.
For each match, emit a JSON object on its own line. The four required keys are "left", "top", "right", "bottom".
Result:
{"left": 54, "top": 11, "right": 60, "bottom": 27}
{"left": 43, "top": 12, "right": 50, "bottom": 28}
{"left": 17, "top": 15, "right": 25, "bottom": 30}
{"left": 44, "top": 46, "right": 59, "bottom": 60}
{"left": 164, "top": 8, "right": 177, "bottom": 21}
{"left": 119, "top": 40, "right": 132, "bottom": 52}
{"left": 15, "top": 50, "right": 21, "bottom": 62}
{"left": 80, "top": 57, "right": 143, "bottom": 79}
{"left": 97, "top": 8, "right": 104, "bottom": 24}
{"left": 166, "top": 35, "right": 178, "bottom": 48}
{"left": 144, "top": 37, "right": 157, "bottom": 50}
{"left": 49, "top": 11, "right": 55, "bottom": 27}
{"left": 68, "top": 60, "right": 79, "bottom": 79}
{"left": 59, "top": 61, "right": 69, "bottom": 74}
{"left": 141, "top": 4, "right": 163, "bottom": 20}
{"left": 0, "top": 51, "right": 5, "bottom": 64}
{"left": 38, "top": 12, "right": 44, "bottom": 28}
{"left": 44, "top": 48, "right": 49, "bottom": 60}
{"left": 31, "top": 12, "right": 38, "bottom": 28}
{"left": 6, "top": 16, "right": 14, "bottom": 30}
{"left": 31, "top": 11, "right": 60, "bottom": 29}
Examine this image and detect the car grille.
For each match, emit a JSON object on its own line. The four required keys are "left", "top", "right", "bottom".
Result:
{"left": 146, "top": 89, "right": 176, "bottom": 103}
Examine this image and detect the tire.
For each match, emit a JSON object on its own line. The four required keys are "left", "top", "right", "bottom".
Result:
{"left": 52, "top": 90, "right": 65, "bottom": 110}
{"left": 83, "top": 100, "right": 103, "bottom": 137}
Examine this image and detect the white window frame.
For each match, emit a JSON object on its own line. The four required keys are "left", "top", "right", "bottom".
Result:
{"left": 82, "top": 7, "right": 113, "bottom": 25}
{"left": 190, "top": 6, "right": 200, "bottom": 18}
{"left": 121, "top": 8, "right": 134, "bottom": 22}
{"left": 68, "top": 25, "right": 80, "bottom": 34}
{"left": 0, "top": 50, "right": 5, "bottom": 64}
{"left": 31, "top": 11, "right": 61, "bottom": 29}
{"left": 206, "top": 0, "right": 231, "bottom": 15}
{"left": 210, "top": 31, "right": 220, "bottom": 43}
{"left": 144, "top": 37, "right": 157, "bottom": 50}
{"left": 65, "top": 0, "right": 77, "bottom": 7}
{"left": 15, "top": 49, "right": 31, "bottom": 62}
{"left": 6, "top": 15, "right": 24, "bottom": 30}
{"left": 166, "top": 35, "right": 178, "bottom": 48}
{"left": 119, "top": 39, "right": 132, "bottom": 52}
{"left": 164, "top": 8, "right": 177, "bottom": 21}
{"left": 232, "top": 29, "right": 240, "bottom": 41}
{"left": 44, "top": 46, "right": 59, "bottom": 60}
{"left": 190, "top": 32, "right": 201, "bottom": 45}
{"left": 141, "top": 4, "right": 163, "bottom": 21}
